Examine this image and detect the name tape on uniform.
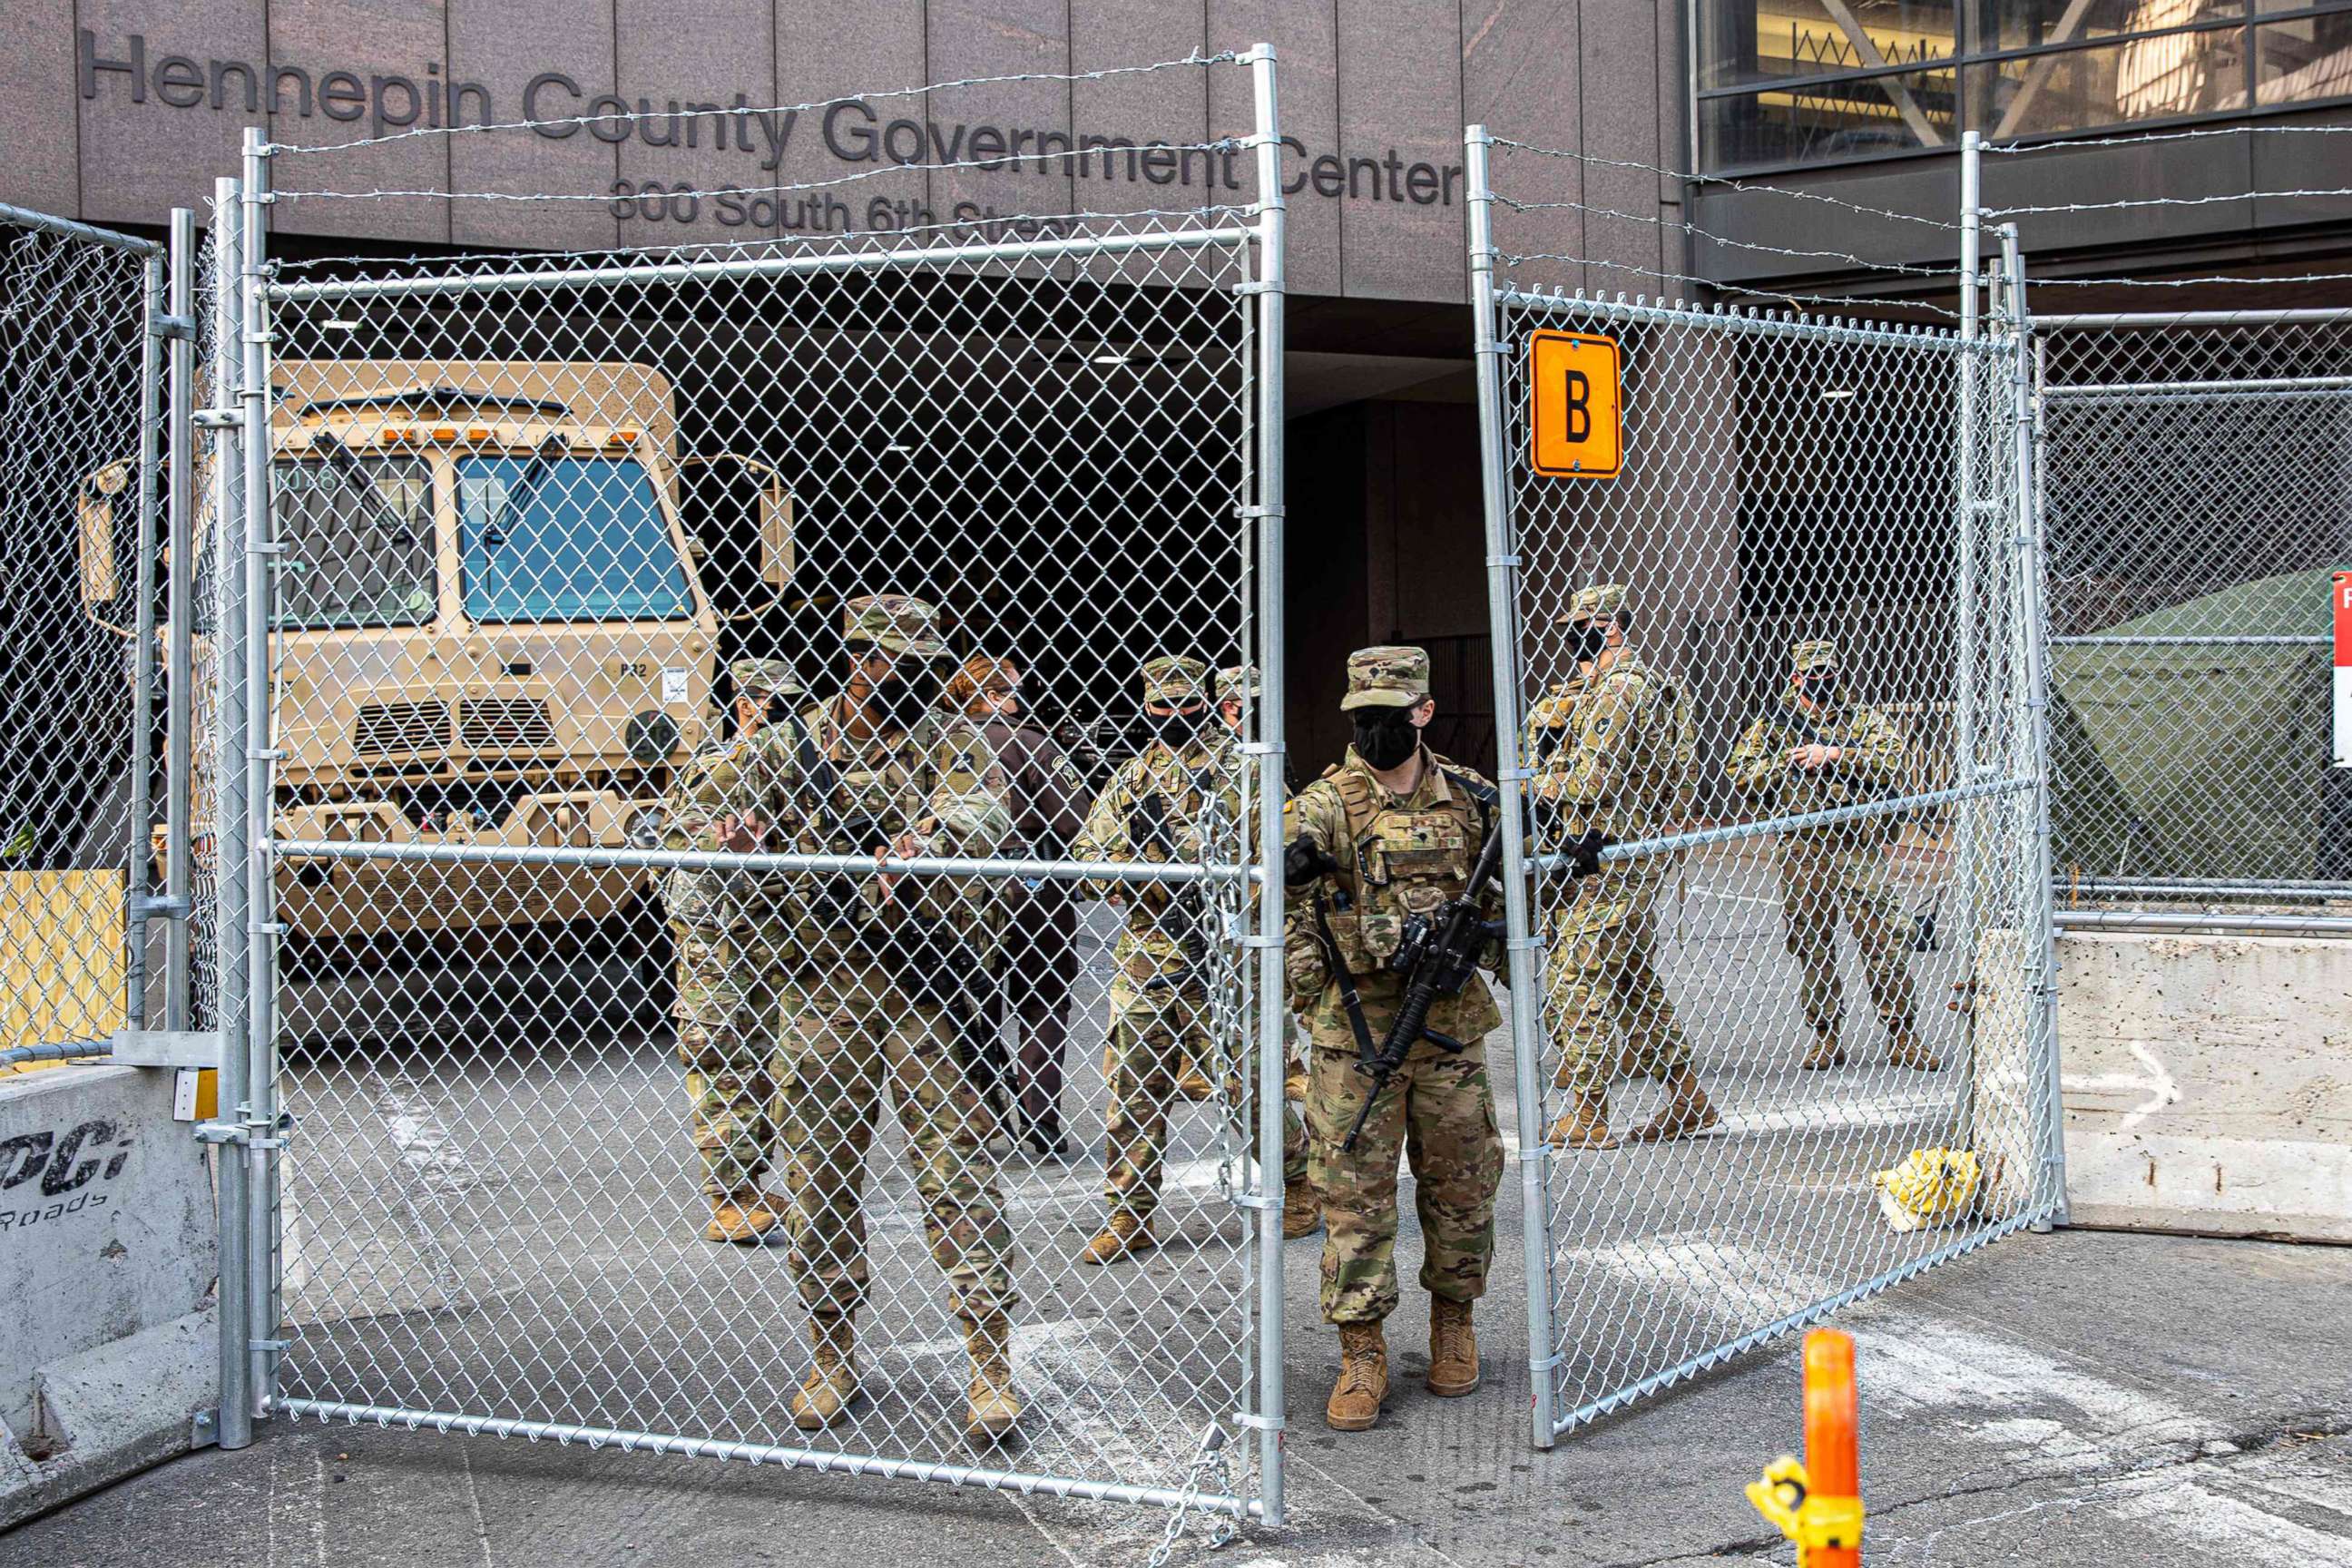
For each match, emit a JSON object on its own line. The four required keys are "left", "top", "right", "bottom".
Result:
{"left": 1528, "top": 329, "right": 1622, "bottom": 479}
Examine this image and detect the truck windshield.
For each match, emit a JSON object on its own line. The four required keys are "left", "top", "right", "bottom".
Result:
{"left": 270, "top": 450, "right": 436, "bottom": 630}
{"left": 457, "top": 455, "right": 694, "bottom": 623}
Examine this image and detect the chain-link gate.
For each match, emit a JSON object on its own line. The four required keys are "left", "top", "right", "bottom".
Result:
{"left": 0, "top": 204, "right": 175, "bottom": 1057}
{"left": 1465, "top": 129, "right": 2065, "bottom": 1445}
{"left": 210, "top": 48, "right": 1296, "bottom": 1529}
{"left": 2035, "top": 308, "right": 2352, "bottom": 908}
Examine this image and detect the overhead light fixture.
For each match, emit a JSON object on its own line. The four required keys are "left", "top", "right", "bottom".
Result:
{"left": 323, "top": 318, "right": 361, "bottom": 331}
{"left": 1091, "top": 348, "right": 1132, "bottom": 367}
{"left": 1819, "top": 387, "right": 1856, "bottom": 401}
{"left": 886, "top": 443, "right": 913, "bottom": 455}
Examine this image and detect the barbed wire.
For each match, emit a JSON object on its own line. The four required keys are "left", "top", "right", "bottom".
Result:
{"left": 1982, "top": 122, "right": 2352, "bottom": 154}
{"left": 1984, "top": 186, "right": 2352, "bottom": 216}
{"left": 277, "top": 137, "right": 1253, "bottom": 208}
{"left": 267, "top": 51, "right": 1245, "bottom": 158}
{"left": 266, "top": 201, "right": 1259, "bottom": 277}
{"left": 1495, "top": 248, "right": 1963, "bottom": 320}
{"left": 1485, "top": 134, "right": 1965, "bottom": 231}
{"left": 1492, "top": 191, "right": 1959, "bottom": 280}
{"left": 2026, "top": 269, "right": 2352, "bottom": 289}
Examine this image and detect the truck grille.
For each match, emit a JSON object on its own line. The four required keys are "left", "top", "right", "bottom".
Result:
{"left": 353, "top": 701, "right": 451, "bottom": 757}
{"left": 459, "top": 697, "right": 555, "bottom": 753}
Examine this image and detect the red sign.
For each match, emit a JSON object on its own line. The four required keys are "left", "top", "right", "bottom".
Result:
{"left": 2336, "top": 572, "right": 2351, "bottom": 768}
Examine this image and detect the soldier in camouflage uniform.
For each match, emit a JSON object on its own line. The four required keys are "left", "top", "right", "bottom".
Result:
{"left": 667, "top": 594, "right": 1024, "bottom": 1442}
{"left": 1283, "top": 646, "right": 1507, "bottom": 1432}
{"left": 1534, "top": 585, "right": 1716, "bottom": 1152}
{"left": 662, "top": 658, "right": 807, "bottom": 1244}
{"left": 1074, "top": 656, "right": 1315, "bottom": 1265}
{"left": 1217, "top": 663, "right": 1309, "bottom": 1108}
{"left": 1727, "top": 639, "right": 1936, "bottom": 1072}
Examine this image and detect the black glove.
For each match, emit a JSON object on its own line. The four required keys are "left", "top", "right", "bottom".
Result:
{"left": 1283, "top": 835, "right": 1338, "bottom": 887}
{"left": 1562, "top": 828, "right": 1607, "bottom": 877}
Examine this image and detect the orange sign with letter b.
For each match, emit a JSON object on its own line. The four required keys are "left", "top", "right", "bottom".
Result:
{"left": 1528, "top": 330, "right": 1622, "bottom": 479}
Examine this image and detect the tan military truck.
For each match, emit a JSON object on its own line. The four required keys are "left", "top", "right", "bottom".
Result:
{"left": 78, "top": 358, "right": 793, "bottom": 978}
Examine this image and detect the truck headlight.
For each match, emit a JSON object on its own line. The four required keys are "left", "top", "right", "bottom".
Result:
{"left": 625, "top": 710, "right": 681, "bottom": 766}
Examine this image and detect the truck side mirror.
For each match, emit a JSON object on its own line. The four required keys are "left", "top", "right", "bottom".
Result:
{"left": 760, "top": 483, "right": 793, "bottom": 588}
{"left": 76, "top": 459, "right": 132, "bottom": 609}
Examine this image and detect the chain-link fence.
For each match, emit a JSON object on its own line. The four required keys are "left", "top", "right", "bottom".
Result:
{"left": 1465, "top": 130, "right": 2064, "bottom": 1444}
{"left": 0, "top": 205, "right": 170, "bottom": 1054}
{"left": 218, "top": 49, "right": 1295, "bottom": 1529}
{"left": 2035, "top": 309, "right": 2352, "bottom": 909}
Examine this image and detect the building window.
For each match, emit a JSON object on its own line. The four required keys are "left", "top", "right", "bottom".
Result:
{"left": 1695, "top": 0, "right": 2352, "bottom": 171}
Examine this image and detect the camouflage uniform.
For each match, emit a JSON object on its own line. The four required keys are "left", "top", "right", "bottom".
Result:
{"left": 1532, "top": 586, "right": 1698, "bottom": 1102}
{"left": 1285, "top": 647, "right": 1505, "bottom": 1326}
{"left": 662, "top": 658, "right": 804, "bottom": 1204}
{"left": 673, "top": 597, "right": 1020, "bottom": 1328}
{"left": 1727, "top": 639, "right": 1925, "bottom": 1063}
{"left": 1074, "top": 656, "right": 1308, "bottom": 1236}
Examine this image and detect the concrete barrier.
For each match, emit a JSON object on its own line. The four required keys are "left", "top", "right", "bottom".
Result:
{"left": 0, "top": 1063, "right": 218, "bottom": 1527}
{"left": 2058, "top": 930, "right": 2352, "bottom": 1243}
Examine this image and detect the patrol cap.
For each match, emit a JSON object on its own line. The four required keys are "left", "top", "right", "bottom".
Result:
{"left": 730, "top": 657, "right": 803, "bottom": 700}
{"left": 1557, "top": 583, "right": 1628, "bottom": 625}
{"left": 1791, "top": 638, "right": 1840, "bottom": 673}
{"left": 1140, "top": 654, "right": 1212, "bottom": 707}
{"left": 1215, "top": 663, "right": 1260, "bottom": 705}
{"left": 843, "top": 593, "right": 951, "bottom": 658}
{"left": 1339, "top": 644, "right": 1430, "bottom": 711}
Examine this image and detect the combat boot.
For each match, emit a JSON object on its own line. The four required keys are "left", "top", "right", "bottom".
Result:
{"left": 790, "top": 1314, "right": 860, "bottom": 1431}
{"left": 1886, "top": 1026, "right": 1942, "bottom": 1073}
{"left": 704, "top": 1186, "right": 783, "bottom": 1245}
{"left": 1548, "top": 1088, "right": 1613, "bottom": 1151}
{"left": 1324, "top": 1322, "right": 1389, "bottom": 1431}
{"left": 1628, "top": 1070, "right": 1721, "bottom": 1144}
{"left": 964, "top": 1311, "right": 1022, "bottom": 1441}
{"left": 1801, "top": 1031, "right": 1847, "bottom": 1071}
{"left": 1281, "top": 1174, "right": 1321, "bottom": 1240}
{"left": 1076, "top": 1210, "right": 1156, "bottom": 1266}
{"left": 1427, "top": 1298, "right": 1480, "bottom": 1397}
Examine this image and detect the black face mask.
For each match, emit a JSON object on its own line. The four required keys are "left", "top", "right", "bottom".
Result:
{"left": 1572, "top": 622, "right": 1610, "bottom": 664}
{"left": 1353, "top": 708, "right": 1421, "bottom": 770}
{"left": 760, "top": 694, "right": 798, "bottom": 730}
{"left": 868, "top": 671, "right": 936, "bottom": 729}
{"left": 1146, "top": 706, "right": 1208, "bottom": 747}
{"left": 1798, "top": 673, "right": 1841, "bottom": 704}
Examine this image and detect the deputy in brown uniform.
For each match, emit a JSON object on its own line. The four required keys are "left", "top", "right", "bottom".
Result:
{"left": 946, "top": 653, "right": 1091, "bottom": 1158}
{"left": 1727, "top": 639, "right": 1936, "bottom": 1071}
{"left": 1283, "top": 646, "right": 1507, "bottom": 1432}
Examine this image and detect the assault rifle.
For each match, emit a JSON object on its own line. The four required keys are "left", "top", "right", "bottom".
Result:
{"left": 1338, "top": 828, "right": 1506, "bottom": 1153}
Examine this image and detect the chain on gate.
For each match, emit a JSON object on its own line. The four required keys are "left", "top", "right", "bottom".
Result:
{"left": 1465, "top": 128, "right": 2067, "bottom": 1446}
{"left": 227, "top": 47, "right": 1296, "bottom": 1528}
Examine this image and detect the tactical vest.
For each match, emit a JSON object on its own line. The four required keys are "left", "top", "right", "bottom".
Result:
{"left": 1317, "top": 752, "right": 1492, "bottom": 976}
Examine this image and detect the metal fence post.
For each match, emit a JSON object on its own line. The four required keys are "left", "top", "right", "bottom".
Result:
{"left": 1245, "top": 41, "right": 1289, "bottom": 1528}
{"left": 239, "top": 125, "right": 284, "bottom": 1409}
{"left": 2000, "top": 225, "right": 2069, "bottom": 1228}
{"left": 1465, "top": 123, "right": 1561, "bottom": 1449}
{"left": 208, "top": 173, "right": 254, "bottom": 1451}
{"left": 164, "top": 209, "right": 197, "bottom": 1032}
{"left": 1952, "top": 130, "right": 1984, "bottom": 961}
{"left": 125, "top": 246, "right": 167, "bottom": 1029}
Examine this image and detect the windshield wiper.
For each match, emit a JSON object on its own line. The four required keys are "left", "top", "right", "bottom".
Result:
{"left": 492, "top": 434, "right": 571, "bottom": 533}
{"left": 309, "top": 431, "right": 420, "bottom": 550}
